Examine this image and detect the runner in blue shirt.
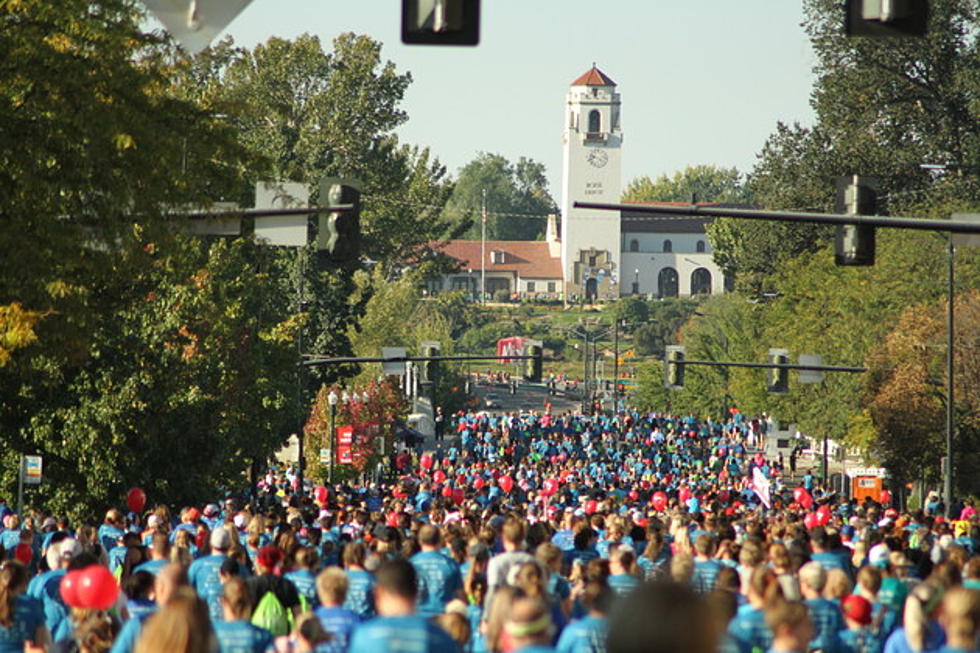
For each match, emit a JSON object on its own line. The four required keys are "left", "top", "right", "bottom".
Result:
{"left": 314, "top": 568, "right": 361, "bottom": 653}
{"left": 0, "top": 561, "right": 49, "bottom": 653}
{"left": 410, "top": 524, "right": 463, "bottom": 619}
{"left": 341, "top": 542, "right": 376, "bottom": 620}
{"left": 556, "top": 578, "right": 611, "bottom": 653}
{"left": 349, "top": 559, "right": 459, "bottom": 653}
{"left": 283, "top": 547, "right": 319, "bottom": 610}
{"left": 799, "top": 562, "right": 844, "bottom": 653}
{"left": 213, "top": 577, "right": 274, "bottom": 653}
{"left": 188, "top": 526, "right": 235, "bottom": 622}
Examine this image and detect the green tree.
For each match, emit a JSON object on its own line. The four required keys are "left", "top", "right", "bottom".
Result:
{"left": 710, "top": 0, "right": 980, "bottom": 292}
{"left": 632, "top": 298, "right": 699, "bottom": 356}
{"left": 444, "top": 153, "right": 557, "bottom": 240}
{"left": 622, "top": 165, "right": 751, "bottom": 204}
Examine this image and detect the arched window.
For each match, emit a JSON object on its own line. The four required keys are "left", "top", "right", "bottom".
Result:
{"left": 588, "top": 109, "right": 601, "bottom": 133}
{"left": 691, "top": 268, "right": 712, "bottom": 295}
{"left": 657, "top": 267, "right": 679, "bottom": 298}
{"left": 629, "top": 239, "right": 639, "bottom": 252}
{"left": 696, "top": 240, "right": 706, "bottom": 253}
{"left": 663, "top": 240, "right": 672, "bottom": 253}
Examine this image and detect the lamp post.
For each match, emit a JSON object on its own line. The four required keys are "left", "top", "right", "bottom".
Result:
{"left": 633, "top": 269, "right": 639, "bottom": 295}
{"left": 327, "top": 390, "right": 338, "bottom": 485}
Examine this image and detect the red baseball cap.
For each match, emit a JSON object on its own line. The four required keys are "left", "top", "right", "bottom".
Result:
{"left": 842, "top": 594, "right": 872, "bottom": 626}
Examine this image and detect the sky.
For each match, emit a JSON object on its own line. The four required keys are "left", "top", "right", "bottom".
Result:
{"left": 174, "top": 1, "right": 818, "bottom": 200}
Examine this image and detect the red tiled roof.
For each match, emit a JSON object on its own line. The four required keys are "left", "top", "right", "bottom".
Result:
{"left": 571, "top": 66, "right": 616, "bottom": 87}
{"left": 433, "top": 240, "right": 562, "bottom": 280}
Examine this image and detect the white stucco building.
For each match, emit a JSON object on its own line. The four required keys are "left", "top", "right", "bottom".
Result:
{"left": 431, "top": 65, "right": 730, "bottom": 301}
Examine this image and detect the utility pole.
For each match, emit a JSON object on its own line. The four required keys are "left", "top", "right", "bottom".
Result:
{"left": 945, "top": 237, "right": 954, "bottom": 514}
{"left": 613, "top": 320, "right": 619, "bottom": 410}
{"left": 481, "top": 189, "right": 487, "bottom": 305}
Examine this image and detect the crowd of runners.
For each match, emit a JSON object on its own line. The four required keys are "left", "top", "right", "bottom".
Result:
{"left": 0, "top": 409, "right": 977, "bottom": 653}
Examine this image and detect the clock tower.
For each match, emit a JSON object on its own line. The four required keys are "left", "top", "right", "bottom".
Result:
{"left": 560, "top": 65, "right": 622, "bottom": 302}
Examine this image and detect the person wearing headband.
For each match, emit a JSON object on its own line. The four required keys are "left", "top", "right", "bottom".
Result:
{"left": 503, "top": 596, "right": 556, "bottom": 653}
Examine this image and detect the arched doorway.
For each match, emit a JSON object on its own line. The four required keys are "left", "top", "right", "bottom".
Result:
{"left": 657, "top": 267, "right": 678, "bottom": 298}
{"left": 691, "top": 268, "right": 712, "bottom": 295}
{"left": 585, "top": 278, "right": 598, "bottom": 302}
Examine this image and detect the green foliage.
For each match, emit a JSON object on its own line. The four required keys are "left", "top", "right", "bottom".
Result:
{"left": 444, "top": 152, "right": 557, "bottom": 240}
{"left": 623, "top": 165, "right": 751, "bottom": 204}
{"left": 632, "top": 298, "right": 699, "bottom": 356}
{"left": 604, "top": 297, "right": 649, "bottom": 331}
{"left": 712, "top": 0, "right": 980, "bottom": 292}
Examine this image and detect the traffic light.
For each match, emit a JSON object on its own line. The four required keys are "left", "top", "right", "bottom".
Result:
{"left": 664, "top": 346, "right": 685, "bottom": 390}
{"left": 420, "top": 344, "right": 439, "bottom": 385}
{"left": 767, "top": 348, "right": 790, "bottom": 394}
{"left": 317, "top": 177, "right": 361, "bottom": 265}
{"left": 525, "top": 344, "right": 543, "bottom": 383}
{"left": 845, "top": 0, "right": 928, "bottom": 37}
{"left": 402, "top": 0, "right": 481, "bottom": 46}
{"left": 835, "top": 175, "right": 877, "bottom": 266}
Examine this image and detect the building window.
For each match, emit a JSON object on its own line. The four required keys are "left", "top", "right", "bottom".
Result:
{"left": 658, "top": 267, "right": 679, "bottom": 298}
{"left": 588, "top": 255, "right": 597, "bottom": 267}
{"left": 426, "top": 278, "right": 443, "bottom": 294}
{"left": 588, "top": 109, "right": 601, "bottom": 133}
{"left": 696, "top": 240, "right": 706, "bottom": 253}
{"left": 547, "top": 281, "right": 556, "bottom": 293}
{"left": 629, "top": 239, "right": 639, "bottom": 252}
{"left": 691, "top": 268, "right": 712, "bottom": 295}
{"left": 451, "top": 276, "right": 471, "bottom": 291}
{"left": 527, "top": 281, "right": 535, "bottom": 293}
{"left": 663, "top": 240, "right": 672, "bottom": 253}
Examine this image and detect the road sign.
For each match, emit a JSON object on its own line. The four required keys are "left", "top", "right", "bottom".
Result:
{"left": 144, "top": 0, "right": 254, "bottom": 55}
{"left": 22, "top": 456, "right": 42, "bottom": 485}
{"left": 319, "top": 448, "right": 330, "bottom": 464}
{"left": 381, "top": 347, "right": 408, "bottom": 375}
{"left": 798, "top": 354, "right": 825, "bottom": 384}
{"left": 254, "top": 181, "right": 310, "bottom": 247}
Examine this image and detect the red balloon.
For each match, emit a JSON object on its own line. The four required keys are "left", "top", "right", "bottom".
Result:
{"left": 678, "top": 487, "right": 692, "bottom": 504}
{"left": 60, "top": 570, "right": 83, "bottom": 607}
{"left": 585, "top": 499, "right": 598, "bottom": 515}
{"left": 473, "top": 477, "right": 486, "bottom": 490}
{"left": 804, "top": 512, "right": 819, "bottom": 530}
{"left": 456, "top": 474, "right": 467, "bottom": 486}
{"left": 314, "top": 486, "right": 328, "bottom": 504}
{"left": 880, "top": 489, "right": 892, "bottom": 505}
{"left": 452, "top": 488, "right": 465, "bottom": 506}
{"left": 126, "top": 488, "right": 146, "bottom": 514}
{"left": 441, "top": 485, "right": 454, "bottom": 498}
{"left": 420, "top": 454, "right": 433, "bottom": 470}
{"left": 499, "top": 475, "right": 514, "bottom": 494}
{"left": 433, "top": 470, "right": 446, "bottom": 485}
{"left": 628, "top": 490, "right": 639, "bottom": 502}
{"left": 543, "top": 479, "right": 558, "bottom": 496}
{"left": 794, "top": 487, "right": 814, "bottom": 510}
{"left": 77, "top": 565, "right": 119, "bottom": 610}
{"left": 651, "top": 491, "right": 668, "bottom": 511}
{"left": 392, "top": 487, "right": 407, "bottom": 499}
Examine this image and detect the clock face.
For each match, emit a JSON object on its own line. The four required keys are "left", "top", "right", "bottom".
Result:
{"left": 586, "top": 148, "right": 608, "bottom": 168}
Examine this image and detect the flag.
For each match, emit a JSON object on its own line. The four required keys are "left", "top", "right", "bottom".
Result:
{"left": 752, "top": 466, "right": 771, "bottom": 509}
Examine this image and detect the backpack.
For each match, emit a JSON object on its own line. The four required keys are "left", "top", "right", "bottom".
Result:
{"left": 251, "top": 591, "right": 293, "bottom": 637}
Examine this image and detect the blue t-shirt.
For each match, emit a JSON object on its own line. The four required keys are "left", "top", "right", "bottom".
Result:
{"left": 840, "top": 626, "right": 885, "bottom": 653}
{"left": 109, "top": 610, "right": 156, "bottom": 653}
{"left": 133, "top": 559, "right": 168, "bottom": 577}
{"left": 410, "top": 551, "right": 462, "bottom": 619}
{"left": 691, "top": 559, "right": 723, "bottom": 593}
{"left": 314, "top": 605, "right": 360, "bottom": 653}
{"left": 284, "top": 569, "right": 319, "bottom": 609}
{"left": 349, "top": 615, "right": 459, "bottom": 653}
{"left": 213, "top": 619, "right": 274, "bottom": 653}
{"left": 343, "top": 569, "right": 376, "bottom": 620}
{"left": 188, "top": 553, "right": 230, "bottom": 622}
{"left": 0, "top": 595, "right": 44, "bottom": 653}
{"left": 555, "top": 615, "right": 606, "bottom": 653}
{"left": 607, "top": 573, "right": 639, "bottom": 597}
{"left": 728, "top": 604, "right": 773, "bottom": 653}
{"left": 804, "top": 597, "right": 843, "bottom": 653}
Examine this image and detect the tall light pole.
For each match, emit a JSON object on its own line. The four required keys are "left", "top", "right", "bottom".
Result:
{"left": 327, "top": 390, "right": 338, "bottom": 485}
{"left": 481, "top": 189, "right": 487, "bottom": 305}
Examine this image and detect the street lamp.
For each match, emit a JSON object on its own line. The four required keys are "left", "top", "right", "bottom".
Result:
{"left": 327, "top": 390, "right": 338, "bottom": 485}
{"left": 632, "top": 269, "right": 639, "bottom": 295}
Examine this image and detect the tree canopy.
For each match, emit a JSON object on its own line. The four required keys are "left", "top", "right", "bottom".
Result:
{"left": 443, "top": 152, "right": 557, "bottom": 241}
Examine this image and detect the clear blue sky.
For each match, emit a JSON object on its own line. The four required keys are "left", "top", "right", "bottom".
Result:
{"left": 186, "top": 1, "right": 817, "bottom": 199}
